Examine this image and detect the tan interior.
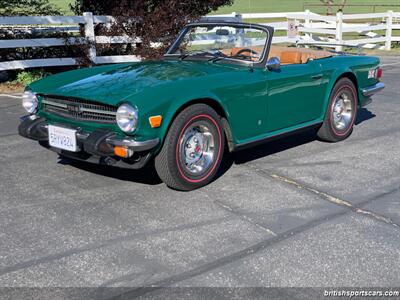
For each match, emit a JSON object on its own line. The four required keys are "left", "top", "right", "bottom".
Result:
{"left": 223, "top": 46, "right": 332, "bottom": 65}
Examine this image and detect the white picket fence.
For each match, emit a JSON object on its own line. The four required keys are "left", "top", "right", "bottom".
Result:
{"left": 209, "top": 10, "right": 400, "bottom": 51}
{"left": 1, "top": 10, "right": 400, "bottom": 71}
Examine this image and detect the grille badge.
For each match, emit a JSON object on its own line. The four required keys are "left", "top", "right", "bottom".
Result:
{"left": 67, "top": 103, "right": 82, "bottom": 114}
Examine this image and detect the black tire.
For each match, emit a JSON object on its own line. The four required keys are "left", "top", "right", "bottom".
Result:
{"left": 317, "top": 78, "right": 358, "bottom": 142}
{"left": 155, "top": 104, "right": 225, "bottom": 191}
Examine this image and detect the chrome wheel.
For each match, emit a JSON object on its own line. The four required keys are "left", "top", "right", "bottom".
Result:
{"left": 317, "top": 78, "right": 357, "bottom": 142}
{"left": 179, "top": 123, "right": 216, "bottom": 176}
{"left": 332, "top": 91, "right": 353, "bottom": 131}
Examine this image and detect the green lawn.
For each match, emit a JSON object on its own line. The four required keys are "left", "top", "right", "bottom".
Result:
{"left": 51, "top": 0, "right": 400, "bottom": 15}
{"left": 214, "top": 0, "right": 400, "bottom": 14}
{"left": 50, "top": 0, "right": 73, "bottom": 14}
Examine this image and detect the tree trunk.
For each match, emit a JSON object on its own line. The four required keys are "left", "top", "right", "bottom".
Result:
{"left": 327, "top": 0, "right": 334, "bottom": 15}
{"left": 319, "top": 0, "right": 334, "bottom": 15}
{"left": 340, "top": 0, "right": 348, "bottom": 11}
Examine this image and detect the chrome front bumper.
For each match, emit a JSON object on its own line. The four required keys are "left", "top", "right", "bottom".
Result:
{"left": 106, "top": 136, "right": 159, "bottom": 152}
{"left": 362, "top": 82, "right": 385, "bottom": 97}
{"left": 18, "top": 115, "right": 159, "bottom": 169}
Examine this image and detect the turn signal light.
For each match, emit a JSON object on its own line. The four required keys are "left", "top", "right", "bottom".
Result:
{"left": 114, "top": 146, "right": 133, "bottom": 158}
{"left": 149, "top": 115, "right": 163, "bottom": 128}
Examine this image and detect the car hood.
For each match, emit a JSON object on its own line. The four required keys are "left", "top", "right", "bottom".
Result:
{"left": 30, "top": 60, "right": 239, "bottom": 105}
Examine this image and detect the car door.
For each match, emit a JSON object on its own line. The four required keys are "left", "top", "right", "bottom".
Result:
{"left": 266, "top": 60, "right": 326, "bottom": 132}
{"left": 217, "top": 68, "right": 270, "bottom": 143}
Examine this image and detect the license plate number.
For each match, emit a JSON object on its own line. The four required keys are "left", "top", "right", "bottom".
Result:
{"left": 48, "top": 125, "right": 77, "bottom": 152}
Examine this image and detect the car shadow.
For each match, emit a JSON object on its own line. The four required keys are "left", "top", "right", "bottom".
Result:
{"left": 58, "top": 108, "right": 375, "bottom": 187}
{"left": 216, "top": 128, "right": 317, "bottom": 180}
{"left": 234, "top": 129, "right": 318, "bottom": 165}
{"left": 355, "top": 107, "right": 376, "bottom": 125}
{"left": 217, "top": 108, "right": 376, "bottom": 179}
{"left": 58, "top": 156, "right": 163, "bottom": 185}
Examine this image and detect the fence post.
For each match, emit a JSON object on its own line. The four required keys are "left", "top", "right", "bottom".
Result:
{"left": 335, "top": 11, "right": 343, "bottom": 52}
{"left": 304, "top": 9, "right": 311, "bottom": 41}
{"left": 232, "top": 12, "right": 245, "bottom": 45}
{"left": 231, "top": 12, "right": 242, "bottom": 23}
{"left": 385, "top": 10, "right": 393, "bottom": 51}
{"left": 83, "top": 12, "right": 96, "bottom": 64}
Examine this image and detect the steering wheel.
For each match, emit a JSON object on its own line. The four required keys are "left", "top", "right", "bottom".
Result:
{"left": 232, "top": 48, "right": 260, "bottom": 59}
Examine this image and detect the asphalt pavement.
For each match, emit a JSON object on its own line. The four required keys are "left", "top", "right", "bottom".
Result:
{"left": 0, "top": 56, "right": 399, "bottom": 299}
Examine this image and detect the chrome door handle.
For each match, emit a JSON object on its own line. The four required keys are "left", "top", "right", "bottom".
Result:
{"left": 311, "top": 74, "right": 323, "bottom": 80}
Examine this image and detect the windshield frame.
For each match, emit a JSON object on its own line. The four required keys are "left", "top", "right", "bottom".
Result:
{"left": 164, "top": 21, "right": 274, "bottom": 68}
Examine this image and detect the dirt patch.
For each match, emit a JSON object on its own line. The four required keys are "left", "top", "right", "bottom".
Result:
{"left": 0, "top": 83, "right": 24, "bottom": 94}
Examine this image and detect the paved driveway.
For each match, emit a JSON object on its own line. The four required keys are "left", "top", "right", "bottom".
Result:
{"left": 0, "top": 57, "right": 399, "bottom": 299}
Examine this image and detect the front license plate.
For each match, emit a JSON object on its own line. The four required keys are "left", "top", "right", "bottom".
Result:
{"left": 48, "top": 125, "right": 77, "bottom": 152}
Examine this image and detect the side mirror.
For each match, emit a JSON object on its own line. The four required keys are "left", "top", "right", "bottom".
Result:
{"left": 266, "top": 57, "right": 281, "bottom": 71}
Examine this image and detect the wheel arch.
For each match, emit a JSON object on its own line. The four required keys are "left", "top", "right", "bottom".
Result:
{"left": 322, "top": 69, "right": 360, "bottom": 119}
{"left": 317, "top": 70, "right": 359, "bottom": 142}
{"left": 159, "top": 97, "right": 235, "bottom": 153}
{"left": 334, "top": 71, "right": 360, "bottom": 104}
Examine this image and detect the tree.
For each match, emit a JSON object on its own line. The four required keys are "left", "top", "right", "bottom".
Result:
{"left": 0, "top": 0, "right": 61, "bottom": 16}
{"left": 69, "top": 0, "right": 233, "bottom": 60}
{"left": 69, "top": 0, "right": 111, "bottom": 15}
{"left": 319, "top": 0, "right": 348, "bottom": 15}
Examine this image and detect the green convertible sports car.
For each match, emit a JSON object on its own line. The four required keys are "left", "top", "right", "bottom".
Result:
{"left": 19, "top": 21, "right": 385, "bottom": 190}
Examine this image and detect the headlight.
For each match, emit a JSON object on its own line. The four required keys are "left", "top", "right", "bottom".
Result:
{"left": 116, "top": 104, "right": 138, "bottom": 133}
{"left": 22, "top": 90, "right": 38, "bottom": 114}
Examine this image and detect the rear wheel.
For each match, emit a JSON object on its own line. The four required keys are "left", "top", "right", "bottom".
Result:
{"left": 155, "top": 104, "right": 225, "bottom": 191}
{"left": 317, "top": 78, "right": 358, "bottom": 142}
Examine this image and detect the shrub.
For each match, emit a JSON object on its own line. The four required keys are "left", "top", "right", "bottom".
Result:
{"left": 11, "top": 70, "right": 49, "bottom": 85}
{"left": 69, "top": 0, "right": 234, "bottom": 60}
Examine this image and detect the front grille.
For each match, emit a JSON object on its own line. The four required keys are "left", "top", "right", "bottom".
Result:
{"left": 41, "top": 96, "right": 117, "bottom": 124}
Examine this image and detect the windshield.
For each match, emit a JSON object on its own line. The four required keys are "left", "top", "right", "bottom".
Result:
{"left": 166, "top": 24, "right": 269, "bottom": 63}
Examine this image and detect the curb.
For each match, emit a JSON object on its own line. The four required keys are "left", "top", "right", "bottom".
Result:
{"left": 0, "top": 94, "right": 21, "bottom": 99}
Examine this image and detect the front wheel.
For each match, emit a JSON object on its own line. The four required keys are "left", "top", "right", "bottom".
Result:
{"left": 317, "top": 78, "right": 358, "bottom": 142}
{"left": 155, "top": 104, "right": 225, "bottom": 191}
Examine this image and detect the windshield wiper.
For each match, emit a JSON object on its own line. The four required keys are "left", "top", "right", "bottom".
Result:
{"left": 209, "top": 55, "right": 230, "bottom": 63}
{"left": 179, "top": 50, "right": 224, "bottom": 61}
{"left": 179, "top": 53, "right": 190, "bottom": 60}
{"left": 179, "top": 50, "right": 207, "bottom": 60}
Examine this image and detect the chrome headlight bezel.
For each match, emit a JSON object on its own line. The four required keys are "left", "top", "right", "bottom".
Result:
{"left": 116, "top": 103, "right": 139, "bottom": 133}
{"left": 22, "top": 90, "right": 38, "bottom": 114}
